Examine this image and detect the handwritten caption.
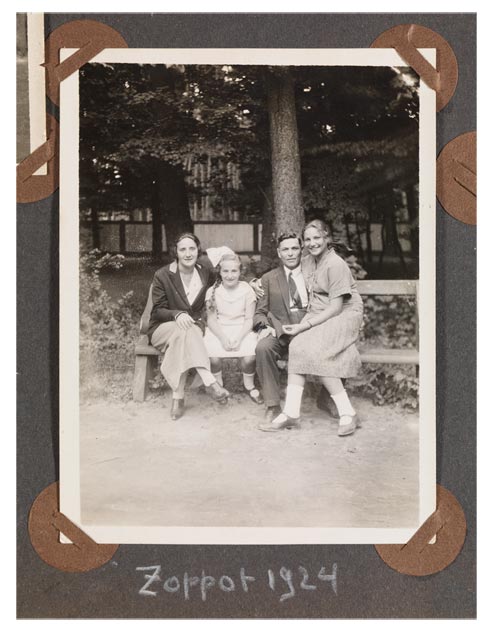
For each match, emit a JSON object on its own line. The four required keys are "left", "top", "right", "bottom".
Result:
{"left": 136, "top": 564, "right": 337, "bottom": 602}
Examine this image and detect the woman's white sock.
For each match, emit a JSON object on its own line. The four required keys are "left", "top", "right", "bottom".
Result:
{"left": 283, "top": 384, "right": 305, "bottom": 418}
{"left": 196, "top": 367, "right": 216, "bottom": 387}
{"left": 331, "top": 389, "right": 356, "bottom": 418}
{"left": 172, "top": 374, "right": 187, "bottom": 399}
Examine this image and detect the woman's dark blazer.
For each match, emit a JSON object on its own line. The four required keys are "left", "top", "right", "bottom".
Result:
{"left": 147, "top": 258, "right": 215, "bottom": 340}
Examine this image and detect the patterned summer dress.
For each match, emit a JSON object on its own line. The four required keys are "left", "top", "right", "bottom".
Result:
{"left": 288, "top": 248, "right": 363, "bottom": 377}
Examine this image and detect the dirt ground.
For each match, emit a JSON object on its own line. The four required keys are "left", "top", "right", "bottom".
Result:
{"left": 80, "top": 389, "right": 419, "bottom": 529}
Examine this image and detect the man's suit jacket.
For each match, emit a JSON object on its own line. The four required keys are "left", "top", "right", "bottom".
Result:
{"left": 147, "top": 260, "right": 214, "bottom": 340}
{"left": 253, "top": 266, "right": 306, "bottom": 339}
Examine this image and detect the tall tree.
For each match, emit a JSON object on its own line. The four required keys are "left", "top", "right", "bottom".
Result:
{"left": 266, "top": 68, "right": 304, "bottom": 239}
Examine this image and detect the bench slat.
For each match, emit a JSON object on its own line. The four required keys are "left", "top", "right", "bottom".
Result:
{"left": 135, "top": 345, "right": 160, "bottom": 355}
{"left": 356, "top": 280, "right": 417, "bottom": 296}
{"left": 359, "top": 347, "right": 419, "bottom": 364}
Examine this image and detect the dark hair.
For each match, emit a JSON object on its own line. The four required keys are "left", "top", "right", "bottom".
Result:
{"left": 303, "top": 219, "right": 352, "bottom": 258}
{"left": 173, "top": 232, "right": 201, "bottom": 261}
{"left": 277, "top": 232, "right": 302, "bottom": 248}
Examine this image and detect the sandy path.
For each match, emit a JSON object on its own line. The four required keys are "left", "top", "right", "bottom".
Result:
{"left": 79, "top": 391, "right": 419, "bottom": 529}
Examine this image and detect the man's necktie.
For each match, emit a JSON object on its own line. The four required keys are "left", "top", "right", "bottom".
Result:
{"left": 288, "top": 272, "right": 303, "bottom": 309}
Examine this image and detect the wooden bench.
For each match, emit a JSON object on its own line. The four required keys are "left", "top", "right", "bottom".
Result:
{"left": 132, "top": 279, "right": 419, "bottom": 401}
{"left": 356, "top": 279, "right": 419, "bottom": 367}
{"left": 132, "top": 284, "right": 160, "bottom": 402}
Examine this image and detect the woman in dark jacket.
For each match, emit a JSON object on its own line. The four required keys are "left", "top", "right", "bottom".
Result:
{"left": 148, "top": 233, "right": 230, "bottom": 419}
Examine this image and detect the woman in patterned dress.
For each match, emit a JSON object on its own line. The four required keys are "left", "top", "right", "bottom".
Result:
{"left": 260, "top": 219, "right": 363, "bottom": 436}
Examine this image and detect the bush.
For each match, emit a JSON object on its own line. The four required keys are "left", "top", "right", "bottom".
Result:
{"left": 361, "top": 295, "right": 417, "bottom": 349}
{"left": 351, "top": 364, "right": 419, "bottom": 410}
{"left": 79, "top": 250, "right": 141, "bottom": 400}
{"left": 346, "top": 255, "right": 418, "bottom": 409}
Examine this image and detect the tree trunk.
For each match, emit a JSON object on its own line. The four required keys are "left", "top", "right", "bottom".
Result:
{"left": 90, "top": 206, "right": 100, "bottom": 250}
{"left": 156, "top": 162, "right": 193, "bottom": 257}
{"left": 378, "top": 205, "right": 408, "bottom": 275}
{"left": 365, "top": 196, "right": 373, "bottom": 266}
{"left": 405, "top": 184, "right": 419, "bottom": 258}
{"left": 150, "top": 178, "right": 163, "bottom": 264}
{"left": 343, "top": 213, "right": 352, "bottom": 248}
{"left": 266, "top": 69, "right": 304, "bottom": 241}
{"left": 258, "top": 184, "right": 276, "bottom": 274}
{"left": 354, "top": 212, "right": 365, "bottom": 262}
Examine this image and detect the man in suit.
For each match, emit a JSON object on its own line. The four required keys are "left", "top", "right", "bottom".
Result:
{"left": 253, "top": 233, "right": 309, "bottom": 422}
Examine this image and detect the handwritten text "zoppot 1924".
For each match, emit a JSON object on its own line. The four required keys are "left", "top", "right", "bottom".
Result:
{"left": 136, "top": 564, "right": 337, "bottom": 602}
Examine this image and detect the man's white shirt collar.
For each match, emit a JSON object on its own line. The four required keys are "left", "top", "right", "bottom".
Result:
{"left": 283, "top": 264, "right": 302, "bottom": 278}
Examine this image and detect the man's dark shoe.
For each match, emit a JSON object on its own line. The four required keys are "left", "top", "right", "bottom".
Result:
{"left": 258, "top": 413, "right": 300, "bottom": 432}
{"left": 316, "top": 388, "right": 338, "bottom": 419}
{"left": 264, "top": 405, "right": 282, "bottom": 422}
{"left": 170, "top": 398, "right": 185, "bottom": 420}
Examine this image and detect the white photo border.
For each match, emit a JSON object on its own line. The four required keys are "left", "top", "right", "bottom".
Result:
{"left": 60, "top": 47, "right": 436, "bottom": 544}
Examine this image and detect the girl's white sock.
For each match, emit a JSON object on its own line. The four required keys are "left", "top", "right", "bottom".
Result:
{"left": 242, "top": 372, "right": 256, "bottom": 391}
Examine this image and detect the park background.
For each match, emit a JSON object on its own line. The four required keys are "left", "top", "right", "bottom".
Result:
{"left": 78, "top": 62, "right": 419, "bottom": 410}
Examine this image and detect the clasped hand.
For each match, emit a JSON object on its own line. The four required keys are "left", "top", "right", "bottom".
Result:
{"left": 281, "top": 323, "right": 305, "bottom": 336}
{"left": 221, "top": 336, "right": 240, "bottom": 352}
{"left": 175, "top": 313, "right": 196, "bottom": 330}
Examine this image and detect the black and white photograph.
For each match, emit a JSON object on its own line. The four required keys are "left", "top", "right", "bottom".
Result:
{"left": 16, "top": 12, "right": 46, "bottom": 168}
{"left": 59, "top": 48, "right": 436, "bottom": 544}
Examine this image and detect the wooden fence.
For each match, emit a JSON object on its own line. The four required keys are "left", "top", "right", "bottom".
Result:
{"left": 80, "top": 220, "right": 263, "bottom": 255}
{"left": 80, "top": 219, "right": 411, "bottom": 256}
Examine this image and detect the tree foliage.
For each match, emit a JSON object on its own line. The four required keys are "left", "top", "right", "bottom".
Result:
{"left": 80, "top": 62, "right": 419, "bottom": 270}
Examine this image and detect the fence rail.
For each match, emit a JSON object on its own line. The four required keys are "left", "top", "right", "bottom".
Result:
{"left": 80, "top": 219, "right": 412, "bottom": 256}
{"left": 81, "top": 220, "right": 263, "bottom": 255}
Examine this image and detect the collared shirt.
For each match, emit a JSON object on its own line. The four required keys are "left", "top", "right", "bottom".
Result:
{"left": 180, "top": 267, "right": 203, "bottom": 305}
{"left": 169, "top": 260, "right": 204, "bottom": 306}
{"left": 283, "top": 264, "right": 308, "bottom": 308}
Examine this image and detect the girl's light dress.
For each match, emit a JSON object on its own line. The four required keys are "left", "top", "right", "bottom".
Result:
{"left": 203, "top": 281, "right": 259, "bottom": 358}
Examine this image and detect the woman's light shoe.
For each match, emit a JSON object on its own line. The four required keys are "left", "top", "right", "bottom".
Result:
{"left": 337, "top": 414, "right": 361, "bottom": 436}
{"left": 170, "top": 398, "right": 185, "bottom": 420}
{"left": 258, "top": 412, "right": 300, "bottom": 432}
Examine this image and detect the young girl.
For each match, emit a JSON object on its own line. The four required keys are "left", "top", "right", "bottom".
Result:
{"left": 203, "top": 253, "right": 263, "bottom": 404}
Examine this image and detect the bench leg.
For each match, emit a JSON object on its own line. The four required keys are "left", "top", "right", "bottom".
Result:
{"left": 133, "top": 355, "right": 155, "bottom": 402}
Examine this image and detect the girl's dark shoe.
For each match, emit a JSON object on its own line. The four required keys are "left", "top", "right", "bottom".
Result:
{"left": 246, "top": 388, "right": 264, "bottom": 405}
